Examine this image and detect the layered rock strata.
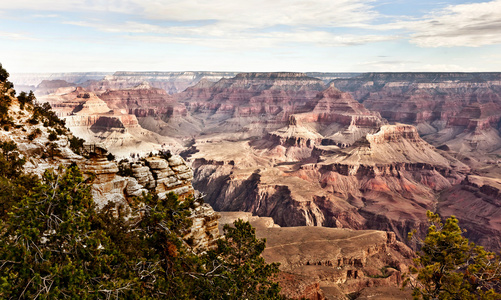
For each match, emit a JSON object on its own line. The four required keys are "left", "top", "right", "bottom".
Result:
{"left": 175, "top": 72, "right": 327, "bottom": 138}
{"left": 219, "top": 212, "right": 414, "bottom": 299}
{"left": 86, "top": 71, "right": 240, "bottom": 94}
{"left": 333, "top": 72, "right": 501, "bottom": 153}
{"left": 0, "top": 91, "right": 219, "bottom": 253}
{"left": 39, "top": 87, "right": 181, "bottom": 156}
{"left": 190, "top": 123, "right": 468, "bottom": 248}
{"left": 98, "top": 83, "right": 200, "bottom": 139}
{"left": 438, "top": 175, "right": 501, "bottom": 250}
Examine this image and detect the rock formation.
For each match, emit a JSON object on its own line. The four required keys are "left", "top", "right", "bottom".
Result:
{"left": 38, "top": 87, "right": 182, "bottom": 156}
{"left": 189, "top": 121, "right": 468, "bottom": 248}
{"left": 438, "top": 174, "right": 501, "bottom": 250}
{"left": 0, "top": 90, "right": 219, "bottom": 253}
{"left": 86, "top": 71, "right": 240, "bottom": 94}
{"left": 333, "top": 72, "right": 501, "bottom": 154}
{"left": 98, "top": 83, "right": 201, "bottom": 139}
{"left": 34, "top": 79, "right": 76, "bottom": 96}
{"left": 219, "top": 212, "right": 414, "bottom": 299}
{"left": 9, "top": 72, "right": 111, "bottom": 94}
{"left": 10, "top": 71, "right": 359, "bottom": 95}
{"left": 22, "top": 70, "right": 501, "bottom": 253}
{"left": 175, "top": 72, "right": 327, "bottom": 138}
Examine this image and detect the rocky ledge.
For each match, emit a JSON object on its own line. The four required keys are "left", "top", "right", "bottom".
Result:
{"left": 219, "top": 212, "right": 414, "bottom": 299}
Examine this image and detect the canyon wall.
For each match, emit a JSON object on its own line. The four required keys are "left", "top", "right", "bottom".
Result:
{"left": 333, "top": 72, "right": 501, "bottom": 153}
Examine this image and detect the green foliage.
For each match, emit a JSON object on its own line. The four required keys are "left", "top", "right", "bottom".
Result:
{"left": 0, "top": 166, "right": 115, "bottom": 298}
{"left": 27, "top": 128, "right": 42, "bottom": 141}
{"left": 0, "top": 140, "right": 25, "bottom": 178}
{"left": 0, "top": 141, "right": 38, "bottom": 220}
{"left": 407, "top": 211, "right": 501, "bottom": 299}
{"left": 0, "top": 63, "right": 8, "bottom": 82}
{"left": 160, "top": 150, "right": 172, "bottom": 160}
{"left": 69, "top": 136, "right": 85, "bottom": 155}
{"left": 194, "top": 219, "right": 282, "bottom": 299}
{"left": 45, "top": 142, "right": 61, "bottom": 158}
{"left": 17, "top": 91, "right": 35, "bottom": 110}
{"left": 0, "top": 64, "right": 16, "bottom": 125}
{"left": 106, "top": 152, "right": 115, "bottom": 161}
{"left": 48, "top": 129, "right": 58, "bottom": 141}
{"left": 31, "top": 102, "right": 66, "bottom": 129}
{"left": 117, "top": 160, "right": 134, "bottom": 177}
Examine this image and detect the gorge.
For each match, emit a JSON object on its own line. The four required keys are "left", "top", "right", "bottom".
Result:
{"left": 8, "top": 70, "right": 501, "bottom": 298}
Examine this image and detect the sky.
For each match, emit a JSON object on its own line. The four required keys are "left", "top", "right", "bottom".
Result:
{"left": 1, "top": 0, "right": 501, "bottom": 73}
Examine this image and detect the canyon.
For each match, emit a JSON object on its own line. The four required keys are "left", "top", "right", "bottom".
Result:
{"left": 7, "top": 69, "right": 501, "bottom": 298}
{"left": 1, "top": 75, "right": 417, "bottom": 299}
{"left": 24, "top": 71, "right": 501, "bottom": 252}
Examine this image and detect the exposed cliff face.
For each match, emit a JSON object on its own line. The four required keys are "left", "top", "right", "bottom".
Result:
{"left": 189, "top": 123, "right": 468, "bottom": 248}
{"left": 98, "top": 83, "right": 201, "bottom": 138}
{"left": 0, "top": 95, "right": 219, "bottom": 253}
{"left": 9, "top": 72, "right": 111, "bottom": 94}
{"left": 218, "top": 212, "right": 414, "bottom": 299}
{"left": 437, "top": 175, "right": 501, "bottom": 250}
{"left": 332, "top": 72, "right": 501, "bottom": 153}
{"left": 35, "top": 80, "right": 76, "bottom": 96}
{"left": 293, "top": 85, "right": 385, "bottom": 147}
{"left": 86, "top": 71, "right": 240, "bottom": 94}
{"left": 175, "top": 72, "right": 326, "bottom": 137}
{"left": 11, "top": 71, "right": 359, "bottom": 95}
{"left": 39, "top": 87, "right": 182, "bottom": 156}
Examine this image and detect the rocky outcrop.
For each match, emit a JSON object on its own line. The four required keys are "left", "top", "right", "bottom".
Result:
{"left": 0, "top": 83, "right": 219, "bottom": 254}
{"left": 98, "top": 83, "right": 199, "bottom": 138}
{"left": 438, "top": 175, "right": 501, "bottom": 250}
{"left": 190, "top": 124, "right": 468, "bottom": 248}
{"left": 9, "top": 72, "right": 111, "bottom": 94}
{"left": 35, "top": 80, "right": 76, "bottom": 96}
{"left": 268, "top": 116, "right": 324, "bottom": 149}
{"left": 332, "top": 72, "right": 501, "bottom": 153}
{"left": 175, "top": 72, "right": 326, "bottom": 137}
{"left": 39, "top": 87, "right": 182, "bottom": 156}
{"left": 292, "top": 85, "right": 385, "bottom": 147}
{"left": 98, "top": 83, "right": 177, "bottom": 115}
{"left": 80, "top": 148, "right": 219, "bottom": 253}
{"left": 218, "top": 212, "right": 414, "bottom": 299}
{"left": 86, "top": 71, "right": 240, "bottom": 94}
{"left": 10, "top": 71, "right": 359, "bottom": 95}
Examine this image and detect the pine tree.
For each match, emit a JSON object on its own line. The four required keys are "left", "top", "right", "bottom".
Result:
{"left": 407, "top": 211, "right": 501, "bottom": 300}
{"left": 0, "top": 166, "right": 121, "bottom": 298}
{"left": 194, "top": 219, "right": 282, "bottom": 299}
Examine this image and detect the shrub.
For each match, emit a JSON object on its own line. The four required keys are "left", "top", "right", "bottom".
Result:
{"left": 48, "top": 130, "right": 58, "bottom": 141}
{"left": 406, "top": 211, "right": 501, "bottom": 299}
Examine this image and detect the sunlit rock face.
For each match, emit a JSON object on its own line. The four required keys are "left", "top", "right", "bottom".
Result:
{"left": 189, "top": 117, "right": 468, "bottom": 249}
{"left": 38, "top": 87, "right": 182, "bottom": 156}
{"left": 333, "top": 72, "right": 501, "bottom": 153}
{"left": 84, "top": 71, "right": 240, "bottom": 94}
{"left": 97, "top": 82, "right": 199, "bottom": 139}
{"left": 218, "top": 212, "right": 414, "bottom": 299}
{"left": 174, "top": 72, "right": 327, "bottom": 138}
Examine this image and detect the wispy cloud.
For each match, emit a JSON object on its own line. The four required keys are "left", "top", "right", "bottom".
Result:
{"left": 3, "top": 0, "right": 501, "bottom": 72}
{"left": 31, "top": 13, "right": 59, "bottom": 18}
{"left": 0, "top": 31, "right": 39, "bottom": 41}
{"left": 395, "top": 0, "right": 501, "bottom": 47}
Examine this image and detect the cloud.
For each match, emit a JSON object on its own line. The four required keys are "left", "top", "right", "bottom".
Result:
{"left": 7, "top": 0, "right": 501, "bottom": 51}
{"left": 3, "top": 0, "right": 379, "bottom": 27}
{"left": 0, "top": 31, "right": 39, "bottom": 41}
{"left": 66, "top": 19, "right": 396, "bottom": 49}
{"left": 402, "top": 0, "right": 501, "bottom": 47}
{"left": 132, "top": 0, "right": 378, "bottom": 28}
{"left": 32, "top": 13, "right": 59, "bottom": 18}
{"left": 355, "top": 60, "right": 478, "bottom": 72}
{"left": 9, "top": 0, "right": 392, "bottom": 48}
